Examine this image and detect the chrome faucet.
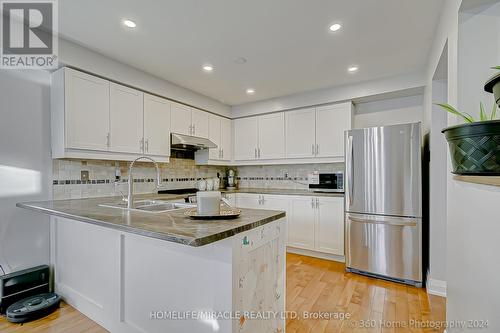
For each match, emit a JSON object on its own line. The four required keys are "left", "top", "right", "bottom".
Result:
{"left": 127, "top": 156, "right": 162, "bottom": 209}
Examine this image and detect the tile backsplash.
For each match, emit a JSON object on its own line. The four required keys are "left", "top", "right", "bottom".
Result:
{"left": 52, "top": 158, "right": 344, "bottom": 199}
{"left": 234, "top": 163, "right": 344, "bottom": 189}
{"left": 52, "top": 158, "right": 226, "bottom": 200}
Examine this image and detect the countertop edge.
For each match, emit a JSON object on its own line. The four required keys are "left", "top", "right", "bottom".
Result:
{"left": 16, "top": 202, "right": 286, "bottom": 247}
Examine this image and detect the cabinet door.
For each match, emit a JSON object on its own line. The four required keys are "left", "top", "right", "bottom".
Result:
{"left": 258, "top": 113, "right": 285, "bottom": 159}
{"left": 208, "top": 114, "right": 222, "bottom": 160}
{"left": 220, "top": 118, "right": 232, "bottom": 161}
{"left": 316, "top": 197, "right": 344, "bottom": 255}
{"left": 191, "top": 109, "right": 209, "bottom": 138}
{"left": 235, "top": 193, "right": 261, "bottom": 209}
{"left": 143, "top": 94, "right": 171, "bottom": 157}
{"left": 288, "top": 197, "right": 316, "bottom": 250}
{"left": 65, "top": 69, "right": 110, "bottom": 150}
{"left": 170, "top": 102, "right": 192, "bottom": 135}
{"left": 109, "top": 83, "right": 144, "bottom": 154}
{"left": 233, "top": 117, "right": 259, "bottom": 160}
{"left": 285, "top": 108, "right": 316, "bottom": 158}
{"left": 315, "top": 103, "right": 352, "bottom": 158}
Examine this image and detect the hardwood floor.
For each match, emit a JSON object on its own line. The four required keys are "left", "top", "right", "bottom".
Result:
{"left": 0, "top": 253, "right": 445, "bottom": 333}
{"left": 0, "top": 301, "right": 107, "bottom": 333}
{"left": 286, "top": 253, "right": 446, "bottom": 333}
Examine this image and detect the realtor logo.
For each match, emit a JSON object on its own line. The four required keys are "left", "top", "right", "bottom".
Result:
{"left": 1, "top": 0, "right": 58, "bottom": 69}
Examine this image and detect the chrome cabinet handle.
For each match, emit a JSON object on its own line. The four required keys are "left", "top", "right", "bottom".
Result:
{"left": 140, "top": 138, "right": 144, "bottom": 152}
{"left": 258, "top": 147, "right": 261, "bottom": 158}
{"left": 106, "top": 133, "right": 111, "bottom": 148}
{"left": 221, "top": 148, "right": 224, "bottom": 159}
{"left": 145, "top": 139, "right": 149, "bottom": 153}
{"left": 312, "top": 144, "right": 315, "bottom": 156}
{"left": 311, "top": 198, "right": 315, "bottom": 209}
{"left": 347, "top": 136, "right": 354, "bottom": 206}
{"left": 315, "top": 198, "right": 319, "bottom": 209}
{"left": 192, "top": 124, "right": 196, "bottom": 135}
{"left": 316, "top": 144, "right": 319, "bottom": 155}
{"left": 254, "top": 148, "right": 257, "bottom": 158}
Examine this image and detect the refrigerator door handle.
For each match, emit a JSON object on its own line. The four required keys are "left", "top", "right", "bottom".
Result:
{"left": 346, "top": 135, "right": 354, "bottom": 207}
{"left": 348, "top": 215, "right": 418, "bottom": 227}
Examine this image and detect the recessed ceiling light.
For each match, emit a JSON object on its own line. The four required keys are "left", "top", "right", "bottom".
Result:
{"left": 123, "top": 19, "right": 137, "bottom": 28}
{"left": 329, "top": 23, "right": 342, "bottom": 32}
{"left": 246, "top": 88, "right": 255, "bottom": 95}
{"left": 203, "top": 65, "right": 214, "bottom": 72}
{"left": 348, "top": 66, "right": 359, "bottom": 73}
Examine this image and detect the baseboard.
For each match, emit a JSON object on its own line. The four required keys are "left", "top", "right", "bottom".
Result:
{"left": 286, "top": 247, "right": 345, "bottom": 263}
{"left": 427, "top": 278, "right": 447, "bottom": 297}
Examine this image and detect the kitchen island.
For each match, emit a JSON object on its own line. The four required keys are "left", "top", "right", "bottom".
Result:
{"left": 18, "top": 194, "right": 286, "bottom": 333}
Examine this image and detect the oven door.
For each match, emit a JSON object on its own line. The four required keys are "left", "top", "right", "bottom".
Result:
{"left": 345, "top": 213, "right": 422, "bottom": 282}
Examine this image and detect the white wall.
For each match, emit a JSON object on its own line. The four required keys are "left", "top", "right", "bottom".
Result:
{"left": 231, "top": 72, "right": 425, "bottom": 117}
{"left": 0, "top": 70, "right": 52, "bottom": 274}
{"left": 353, "top": 95, "right": 423, "bottom": 128}
{"left": 446, "top": 3, "right": 500, "bottom": 331}
{"left": 59, "top": 39, "right": 232, "bottom": 117}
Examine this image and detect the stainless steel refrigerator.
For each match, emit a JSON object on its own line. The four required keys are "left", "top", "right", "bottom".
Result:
{"left": 345, "top": 122, "right": 422, "bottom": 286}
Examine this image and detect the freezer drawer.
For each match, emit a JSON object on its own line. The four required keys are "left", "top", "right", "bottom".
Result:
{"left": 345, "top": 213, "right": 422, "bottom": 283}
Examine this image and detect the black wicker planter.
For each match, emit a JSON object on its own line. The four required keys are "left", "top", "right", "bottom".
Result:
{"left": 442, "top": 120, "right": 500, "bottom": 175}
{"left": 485, "top": 72, "right": 500, "bottom": 107}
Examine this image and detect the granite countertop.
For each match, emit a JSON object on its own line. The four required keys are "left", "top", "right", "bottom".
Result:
{"left": 223, "top": 188, "right": 345, "bottom": 197}
{"left": 17, "top": 193, "right": 285, "bottom": 247}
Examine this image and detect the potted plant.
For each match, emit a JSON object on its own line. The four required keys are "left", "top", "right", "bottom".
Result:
{"left": 438, "top": 102, "right": 500, "bottom": 175}
{"left": 485, "top": 66, "right": 500, "bottom": 107}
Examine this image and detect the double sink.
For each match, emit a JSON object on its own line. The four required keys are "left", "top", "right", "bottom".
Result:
{"left": 99, "top": 199, "right": 196, "bottom": 213}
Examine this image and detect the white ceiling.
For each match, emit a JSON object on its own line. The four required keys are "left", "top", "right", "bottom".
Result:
{"left": 59, "top": 0, "right": 444, "bottom": 106}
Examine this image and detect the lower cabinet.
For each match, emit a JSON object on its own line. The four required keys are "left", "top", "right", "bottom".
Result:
{"left": 233, "top": 193, "right": 345, "bottom": 257}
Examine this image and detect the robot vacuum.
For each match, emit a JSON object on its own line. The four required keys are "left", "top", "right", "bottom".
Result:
{"left": 6, "top": 293, "right": 61, "bottom": 323}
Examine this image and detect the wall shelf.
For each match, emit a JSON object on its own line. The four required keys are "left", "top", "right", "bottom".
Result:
{"left": 453, "top": 175, "right": 500, "bottom": 187}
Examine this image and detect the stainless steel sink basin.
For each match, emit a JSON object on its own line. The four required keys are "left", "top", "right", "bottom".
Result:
{"left": 99, "top": 200, "right": 195, "bottom": 213}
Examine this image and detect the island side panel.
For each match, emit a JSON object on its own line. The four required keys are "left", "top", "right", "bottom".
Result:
{"left": 232, "top": 218, "right": 286, "bottom": 333}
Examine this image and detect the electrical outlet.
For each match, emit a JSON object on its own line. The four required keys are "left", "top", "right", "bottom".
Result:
{"left": 283, "top": 171, "right": 289, "bottom": 179}
{"left": 81, "top": 170, "right": 89, "bottom": 182}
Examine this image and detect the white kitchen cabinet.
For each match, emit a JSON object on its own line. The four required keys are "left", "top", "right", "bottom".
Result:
{"left": 63, "top": 68, "right": 110, "bottom": 151}
{"left": 316, "top": 197, "right": 344, "bottom": 255}
{"left": 208, "top": 114, "right": 222, "bottom": 160}
{"left": 191, "top": 109, "right": 209, "bottom": 138}
{"left": 258, "top": 113, "right": 285, "bottom": 159}
{"left": 220, "top": 118, "right": 232, "bottom": 161}
{"left": 143, "top": 94, "right": 171, "bottom": 157}
{"left": 288, "top": 196, "right": 316, "bottom": 251}
{"left": 315, "top": 103, "right": 352, "bottom": 158}
{"left": 207, "top": 114, "right": 232, "bottom": 161}
{"left": 170, "top": 102, "right": 192, "bottom": 136}
{"left": 285, "top": 108, "right": 316, "bottom": 158}
{"left": 235, "top": 193, "right": 261, "bottom": 209}
{"left": 234, "top": 117, "right": 259, "bottom": 160}
{"left": 109, "top": 83, "right": 144, "bottom": 154}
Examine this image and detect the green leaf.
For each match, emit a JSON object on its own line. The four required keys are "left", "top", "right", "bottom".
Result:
{"left": 492, "top": 66, "right": 500, "bottom": 70}
{"left": 435, "top": 103, "right": 475, "bottom": 123}
{"left": 480, "top": 102, "right": 488, "bottom": 121}
{"left": 492, "top": 101, "right": 498, "bottom": 120}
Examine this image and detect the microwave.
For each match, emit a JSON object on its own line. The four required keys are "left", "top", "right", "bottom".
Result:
{"left": 308, "top": 172, "right": 344, "bottom": 193}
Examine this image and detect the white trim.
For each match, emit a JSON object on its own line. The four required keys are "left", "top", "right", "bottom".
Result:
{"left": 287, "top": 246, "right": 345, "bottom": 263}
{"left": 427, "top": 278, "right": 447, "bottom": 297}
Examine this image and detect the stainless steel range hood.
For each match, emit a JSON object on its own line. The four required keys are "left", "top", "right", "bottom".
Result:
{"left": 171, "top": 133, "right": 217, "bottom": 151}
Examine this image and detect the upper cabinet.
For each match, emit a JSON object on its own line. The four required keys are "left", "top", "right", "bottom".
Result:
{"left": 63, "top": 69, "right": 110, "bottom": 151}
{"left": 315, "top": 103, "right": 352, "bottom": 158}
{"left": 207, "top": 114, "right": 232, "bottom": 161}
{"left": 285, "top": 108, "right": 316, "bottom": 158}
{"left": 109, "top": 83, "right": 144, "bottom": 154}
{"left": 258, "top": 113, "right": 285, "bottom": 159}
{"left": 51, "top": 68, "right": 173, "bottom": 162}
{"left": 191, "top": 109, "right": 209, "bottom": 138}
{"left": 171, "top": 102, "right": 210, "bottom": 139}
{"left": 170, "top": 102, "right": 193, "bottom": 136}
{"left": 233, "top": 113, "right": 285, "bottom": 161}
{"left": 233, "top": 102, "right": 352, "bottom": 164}
{"left": 143, "top": 94, "right": 171, "bottom": 156}
{"left": 234, "top": 117, "right": 259, "bottom": 160}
